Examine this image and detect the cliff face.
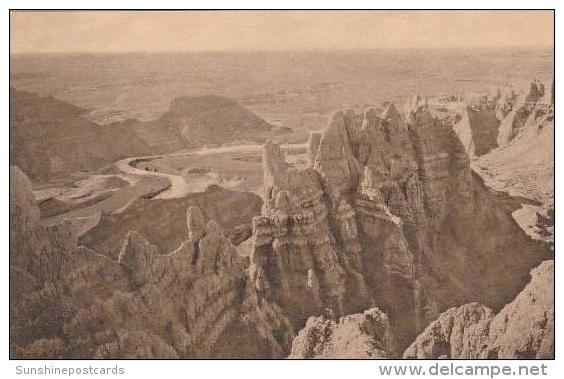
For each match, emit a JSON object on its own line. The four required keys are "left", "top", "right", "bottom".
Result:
{"left": 453, "top": 80, "right": 552, "bottom": 158}
{"left": 497, "top": 80, "right": 551, "bottom": 148}
{"left": 250, "top": 139, "right": 370, "bottom": 328}
{"left": 476, "top": 82, "right": 554, "bottom": 203}
{"left": 10, "top": 166, "right": 82, "bottom": 295}
{"left": 473, "top": 81, "right": 554, "bottom": 244}
{"left": 10, "top": 165, "right": 88, "bottom": 357}
{"left": 451, "top": 88, "right": 517, "bottom": 157}
{"left": 290, "top": 260, "right": 553, "bottom": 359}
{"left": 404, "top": 260, "right": 554, "bottom": 359}
{"left": 249, "top": 96, "right": 547, "bottom": 350}
{"left": 10, "top": 166, "right": 292, "bottom": 358}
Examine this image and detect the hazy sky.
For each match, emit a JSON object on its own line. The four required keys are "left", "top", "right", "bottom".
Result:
{"left": 10, "top": 10, "right": 554, "bottom": 54}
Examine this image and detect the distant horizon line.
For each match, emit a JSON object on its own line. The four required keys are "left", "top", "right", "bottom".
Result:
{"left": 10, "top": 45, "right": 555, "bottom": 56}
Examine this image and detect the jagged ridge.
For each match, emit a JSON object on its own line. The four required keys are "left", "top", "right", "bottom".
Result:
{"left": 248, "top": 95, "right": 547, "bottom": 351}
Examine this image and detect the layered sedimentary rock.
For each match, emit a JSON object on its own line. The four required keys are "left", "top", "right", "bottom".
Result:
{"left": 66, "top": 227, "right": 291, "bottom": 358}
{"left": 404, "top": 260, "right": 554, "bottom": 359}
{"left": 11, "top": 84, "right": 552, "bottom": 358}
{"left": 497, "top": 80, "right": 552, "bottom": 148}
{"left": 10, "top": 166, "right": 292, "bottom": 358}
{"left": 249, "top": 95, "right": 547, "bottom": 351}
{"left": 452, "top": 87, "right": 518, "bottom": 156}
{"left": 10, "top": 165, "right": 82, "bottom": 293}
{"left": 10, "top": 165, "right": 91, "bottom": 358}
{"left": 250, "top": 140, "right": 370, "bottom": 326}
{"left": 453, "top": 80, "right": 552, "bottom": 158}
{"left": 473, "top": 80, "right": 554, "bottom": 243}
{"left": 80, "top": 185, "right": 263, "bottom": 259}
{"left": 289, "top": 308, "right": 395, "bottom": 359}
{"left": 93, "top": 218, "right": 292, "bottom": 358}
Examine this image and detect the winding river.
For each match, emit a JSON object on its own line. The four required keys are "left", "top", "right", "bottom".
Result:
{"left": 114, "top": 143, "right": 307, "bottom": 199}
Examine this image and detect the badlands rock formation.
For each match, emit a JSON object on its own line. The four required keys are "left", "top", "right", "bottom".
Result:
{"left": 10, "top": 166, "right": 82, "bottom": 298}
{"left": 472, "top": 80, "right": 554, "bottom": 244}
{"left": 293, "top": 258, "right": 553, "bottom": 360}
{"left": 250, "top": 138, "right": 371, "bottom": 328}
{"left": 452, "top": 80, "right": 552, "bottom": 158}
{"left": 496, "top": 80, "right": 552, "bottom": 149}
{"left": 447, "top": 81, "right": 553, "bottom": 156}
{"left": 10, "top": 89, "right": 278, "bottom": 183}
{"left": 249, "top": 96, "right": 547, "bottom": 350}
{"left": 153, "top": 95, "right": 272, "bottom": 147}
{"left": 10, "top": 89, "right": 552, "bottom": 358}
{"left": 453, "top": 91, "right": 506, "bottom": 156}
{"left": 80, "top": 185, "right": 262, "bottom": 259}
{"left": 10, "top": 88, "right": 152, "bottom": 183}
{"left": 474, "top": 81, "right": 554, "bottom": 202}
{"left": 10, "top": 166, "right": 292, "bottom": 358}
{"left": 404, "top": 260, "right": 554, "bottom": 359}
{"left": 289, "top": 308, "right": 395, "bottom": 358}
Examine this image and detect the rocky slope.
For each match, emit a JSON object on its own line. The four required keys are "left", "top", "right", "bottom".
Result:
{"left": 449, "top": 80, "right": 553, "bottom": 206}
{"left": 146, "top": 95, "right": 272, "bottom": 147}
{"left": 118, "top": 118, "right": 186, "bottom": 154}
{"left": 10, "top": 89, "right": 276, "bottom": 184}
{"left": 10, "top": 166, "right": 292, "bottom": 358}
{"left": 472, "top": 80, "right": 554, "bottom": 244}
{"left": 404, "top": 260, "right": 554, "bottom": 359}
{"left": 79, "top": 185, "right": 262, "bottom": 259}
{"left": 248, "top": 97, "right": 548, "bottom": 350}
{"left": 10, "top": 88, "right": 152, "bottom": 183}
{"left": 289, "top": 308, "right": 395, "bottom": 358}
{"left": 451, "top": 80, "right": 551, "bottom": 158}
{"left": 451, "top": 87, "right": 515, "bottom": 157}
{"left": 289, "top": 259, "right": 553, "bottom": 359}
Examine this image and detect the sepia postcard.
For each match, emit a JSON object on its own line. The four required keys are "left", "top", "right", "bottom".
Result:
{"left": 9, "top": 9, "right": 554, "bottom": 361}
